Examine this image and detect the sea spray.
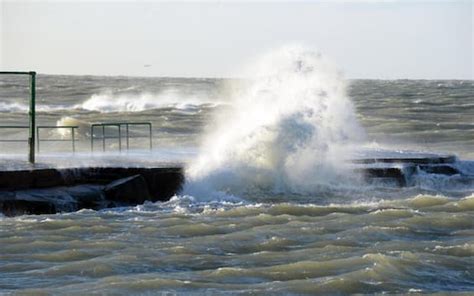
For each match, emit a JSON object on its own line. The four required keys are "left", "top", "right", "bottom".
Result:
{"left": 186, "top": 45, "right": 366, "bottom": 197}
{"left": 56, "top": 116, "right": 91, "bottom": 139}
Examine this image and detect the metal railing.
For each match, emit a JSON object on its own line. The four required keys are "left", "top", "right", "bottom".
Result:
{"left": 0, "top": 126, "right": 30, "bottom": 145}
{"left": 90, "top": 122, "right": 152, "bottom": 152}
{"left": 0, "top": 71, "right": 36, "bottom": 163}
{"left": 1, "top": 122, "right": 152, "bottom": 154}
{"left": 37, "top": 125, "right": 78, "bottom": 153}
{"left": 1, "top": 72, "right": 154, "bottom": 158}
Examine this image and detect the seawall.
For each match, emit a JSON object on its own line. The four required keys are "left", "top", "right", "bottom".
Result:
{"left": 0, "top": 166, "right": 184, "bottom": 216}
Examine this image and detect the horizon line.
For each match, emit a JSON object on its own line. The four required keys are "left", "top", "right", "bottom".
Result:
{"left": 5, "top": 71, "right": 471, "bottom": 81}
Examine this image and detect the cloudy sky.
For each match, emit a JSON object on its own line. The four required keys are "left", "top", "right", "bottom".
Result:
{"left": 1, "top": 0, "right": 472, "bottom": 79}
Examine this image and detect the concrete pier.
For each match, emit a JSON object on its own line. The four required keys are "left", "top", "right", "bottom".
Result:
{"left": 0, "top": 152, "right": 462, "bottom": 216}
{"left": 352, "top": 154, "right": 459, "bottom": 186}
{"left": 0, "top": 166, "right": 184, "bottom": 216}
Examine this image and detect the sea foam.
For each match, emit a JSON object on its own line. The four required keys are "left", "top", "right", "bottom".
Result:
{"left": 76, "top": 92, "right": 221, "bottom": 113}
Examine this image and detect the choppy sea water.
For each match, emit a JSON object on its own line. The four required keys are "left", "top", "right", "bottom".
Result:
{"left": 1, "top": 195, "right": 473, "bottom": 295}
{"left": 1, "top": 50, "right": 473, "bottom": 294}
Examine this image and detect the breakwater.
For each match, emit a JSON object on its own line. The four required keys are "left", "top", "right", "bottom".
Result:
{"left": 0, "top": 166, "right": 183, "bottom": 216}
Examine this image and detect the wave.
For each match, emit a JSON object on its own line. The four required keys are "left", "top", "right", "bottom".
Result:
{"left": 0, "top": 102, "right": 29, "bottom": 112}
{"left": 185, "top": 45, "right": 366, "bottom": 198}
{"left": 75, "top": 92, "right": 222, "bottom": 113}
{"left": 0, "top": 93, "right": 223, "bottom": 114}
{"left": 0, "top": 102, "right": 69, "bottom": 113}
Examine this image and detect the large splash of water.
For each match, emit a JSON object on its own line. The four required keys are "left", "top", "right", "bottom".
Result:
{"left": 185, "top": 45, "right": 366, "bottom": 198}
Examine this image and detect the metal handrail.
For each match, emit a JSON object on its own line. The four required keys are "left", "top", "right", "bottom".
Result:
{"left": 123, "top": 122, "right": 152, "bottom": 150}
{"left": 37, "top": 125, "right": 78, "bottom": 153}
{"left": 91, "top": 123, "right": 122, "bottom": 152}
{"left": 0, "top": 71, "right": 33, "bottom": 75}
{"left": 91, "top": 122, "right": 152, "bottom": 152}
{"left": 0, "top": 126, "right": 29, "bottom": 143}
{"left": 0, "top": 125, "right": 78, "bottom": 152}
{"left": 0, "top": 71, "right": 36, "bottom": 163}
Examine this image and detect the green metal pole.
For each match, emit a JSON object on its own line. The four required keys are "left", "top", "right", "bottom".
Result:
{"left": 149, "top": 123, "right": 152, "bottom": 150}
{"left": 91, "top": 126, "right": 94, "bottom": 152}
{"left": 126, "top": 123, "right": 129, "bottom": 150}
{"left": 118, "top": 125, "right": 122, "bottom": 152}
{"left": 36, "top": 126, "right": 40, "bottom": 153}
{"left": 102, "top": 125, "right": 105, "bottom": 152}
{"left": 28, "top": 72, "right": 36, "bottom": 164}
{"left": 72, "top": 127, "right": 76, "bottom": 153}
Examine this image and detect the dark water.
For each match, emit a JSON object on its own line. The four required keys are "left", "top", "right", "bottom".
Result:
{"left": 0, "top": 73, "right": 473, "bottom": 295}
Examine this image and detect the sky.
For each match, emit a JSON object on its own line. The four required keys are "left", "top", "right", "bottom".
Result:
{"left": 1, "top": 0, "right": 472, "bottom": 79}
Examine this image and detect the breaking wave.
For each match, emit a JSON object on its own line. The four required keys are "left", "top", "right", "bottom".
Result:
{"left": 0, "top": 102, "right": 29, "bottom": 112}
{"left": 0, "top": 102, "right": 69, "bottom": 113}
{"left": 185, "top": 45, "right": 366, "bottom": 198}
{"left": 76, "top": 92, "right": 222, "bottom": 113}
{"left": 0, "top": 93, "right": 222, "bottom": 114}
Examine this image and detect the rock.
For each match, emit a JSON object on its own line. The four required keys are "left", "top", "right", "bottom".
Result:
{"left": 0, "top": 167, "right": 184, "bottom": 202}
{"left": 65, "top": 185, "right": 106, "bottom": 210}
{"left": 140, "top": 168, "right": 184, "bottom": 202}
{"left": 418, "top": 165, "right": 460, "bottom": 175}
{"left": 0, "top": 166, "right": 184, "bottom": 216}
{"left": 356, "top": 166, "right": 413, "bottom": 186}
{"left": 0, "top": 195, "right": 56, "bottom": 217}
{"left": 351, "top": 154, "right": 456, "bottom": 165}
{"left": 0, "top": 185, "right": 108, "bottom": 216}
{"left": 78, "top": 167, "right": 184, "bottom": 201}
{"left": 103, "top": 175, "right": 152, "bottom": 205}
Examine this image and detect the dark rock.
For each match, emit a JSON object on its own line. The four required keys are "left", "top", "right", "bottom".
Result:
{"left": 0, "top": 167, "right": 184, "bottom": 201}
{"left": 1, "top": 198, "right": 56, "bottom": 217}
{"left": 76, "top": 167, "right": 184, "bottom": 201}
{"left": 0, "top": 185, "right": 105, "bottom": 216}
{"left": 141, "top": 168, "right": 184, "bottom": 202}
{"left": 418, "top": 165, "right": 460, "bottom": 175}
{"left": 355, "top": 166, "right": 414, "bottom": 187}
{"left": 103, "top": 175, "right": 152, "bottom": 205}
{"left": 352, "top": 155, "right": 456, "bottom": 165}
{"left": 0, "top": 185, "right": 109, "bottom": 216}
{"left": 0, "top": 166, "right": 184, "bottom": 216}
{"left": 65, "top": 185, "right": 106, "bottom": 210}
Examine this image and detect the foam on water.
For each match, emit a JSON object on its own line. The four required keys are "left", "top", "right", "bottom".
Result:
{"left": 186, "top": 45, "right": 365, "bottom": 198}
{"left": 0, "top": 102, "right": 29, "bottom": 113}
{"left": 76, "top": 91, "right": 222, "bottom": 113}
{"left": 0, "top": 101, "right": 70, "bottom": 113}
{"left": 0, "top": 91, "right": 221, "bottom": 114}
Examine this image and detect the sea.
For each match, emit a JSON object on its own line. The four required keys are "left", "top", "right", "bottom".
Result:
{"left": 0, "top": 47, "right": 473, "bottom": 295}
